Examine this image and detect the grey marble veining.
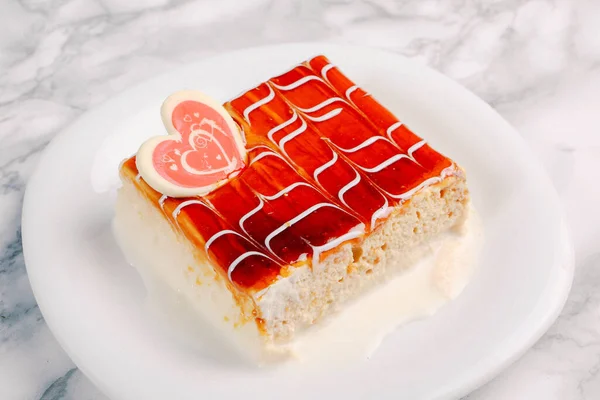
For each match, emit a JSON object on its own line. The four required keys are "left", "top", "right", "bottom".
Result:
{"left": 1, "top": 0, "right": 599, "bottom": 399}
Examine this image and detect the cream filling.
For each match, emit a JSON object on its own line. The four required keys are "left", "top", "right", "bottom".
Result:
{"left": 113, "top": 184, "right": 271, "bottom": 363}
{"left": 114, "top": 181, "right": 482, "bottom": 366}
{"left": 288, "top": 205, "right": 483, "bottom": 365}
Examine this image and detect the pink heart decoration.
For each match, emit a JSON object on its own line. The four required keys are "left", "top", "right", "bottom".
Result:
{"left": 136, "top": 91, "right": 247, "bottom": 197}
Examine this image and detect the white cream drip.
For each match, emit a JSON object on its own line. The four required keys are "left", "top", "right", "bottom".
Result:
{"left": 370, "top": 196, "right": 390, "bottom": 229}
{"left": 407, "top": 140, "right": 427, "bottom": 158}
{"left": 332, "top": 135, "right": 395, "bottom": 154}
{"left": 345, "top": 85, "right": 358, "bottom": 100}
{"left": 271, "top": 75, "right": 327, "bottom": 91}
{"left": 243, "top": 85, "right": 275, "bottom": 123}
{"left": 358, "top": 153, "right": 411, "bottom": 173}
{"left": 313, "top": 151, "right": 338, "bottom": 183}
{"left": 320, "top": 63, "right": 334, "bottom": 83}
{"left": 238, "top": 196, "right": 265, "bottom": 235}
{"left": 303, "top": 108, "right": 343, "bottom": 122}
{"left": 337, "top": 169, "right": 361, "bottom": 208}
{"left": 310, "top": 223, "right": 365, "bottom": 268}
{"left": 261, "top": 182, "right": 314, "bottom": 201}
{"left": 316, "top": 63, "right": 363, "bottom": 103}
{"left": 204, "top": 229, "right": 245, "bottom": 254}
{"left": 379, "top": 165, "right": 456, "bottom": 201}
{"left": 249, "top": 149, "right": 289, "bottom": 166}
{"left": 326, "top": 127, "right": 425, "bottom": 178}
{"left": 386, "top": 121, "right": 403, "bottom": 141}
{"left": 158, "top": 194, "right": 168, "bottom": 209}
{"left": 296, "top": 97, "right": 347, "bottom": 113}
{"left": 267, "top": 110, "right": 298, "bottom": 144}
{"left": 263, "top": 202, "right": 354, "bottom": 254}
{"left": 277, "top": 118, "right": 307, "bottom": 155}
{"left": 172, "top": 199, "right": 205, "bottom": 223}
{"left": 227, "top": 251, "right": 269, "bottom": 281}
{"left": 391, "top": 177, "right": 442, "bottom": 200}
{"left": 246, "top": 144, "right": 273, "bottom": 154}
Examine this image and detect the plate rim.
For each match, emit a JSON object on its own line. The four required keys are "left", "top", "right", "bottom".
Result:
{"left": 22, "top": 41, "right": 575, "bottom": 400}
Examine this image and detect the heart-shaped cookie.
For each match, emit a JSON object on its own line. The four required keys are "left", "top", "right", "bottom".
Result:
{"left": 136, "top": 90, "right": 247, "bottom": 197}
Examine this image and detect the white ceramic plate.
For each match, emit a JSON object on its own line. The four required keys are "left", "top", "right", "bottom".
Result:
{"left": 22, "top": 43, "right": 574, "bottom": 400}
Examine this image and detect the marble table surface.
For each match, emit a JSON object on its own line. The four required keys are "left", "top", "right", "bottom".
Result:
{"left": 1, "top": 0, "right": 599, "bottom": 399}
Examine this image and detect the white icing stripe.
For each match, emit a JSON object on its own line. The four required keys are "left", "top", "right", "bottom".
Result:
{"left": 386, "top": 121, "right": 403, "bottom": 141}
{"left": 227, "top": 251, "right": 267, "bottom": 281}
{"left": 247, "top": 144, "right": 273, "bottom": 153}
{"left": 249, "top": 148, "right": 297, "bottom": 172}
{"left": 267, "top": 111, "right": 298, "bottom": 144}
{"left": 239, "top": 196, "right": 264, "bottom": 234}
{"left": 338, "top": 169, "right": 361, "bottom": 208}
{"left": 158, "top": 194, "right": 168, "bottom": 209}
{"left": 228, "top": 169, "right": 242, "bottom": 179}
{"left": 345, "top": 85, "right": 358, "bottom": 100}
{"left": 243, "top": 85, "right": 275, "bottom": 122}
{"left": 250, "top": 150, "right": 284, "bottom": 165}
{"left": 313, "top": 151, "right": 338, "bottom": 183}
{"left": 262, "top": 182, "right": 314, "bottom": 201}
{"left": 332, "top": 135, "right": 391, "bottom": 153}
{"left": 383, "top": 165, "right": 455, "bottom": 200}
{"left": 167, "top": 194, "right": 281, "bottom": 284}
{"left": 296, "top": 97, "right": 347, "bottom": 113}
{"left": 358, "top": 153, "right": 410, "bottom": 173}
{"left": 264, "top": 203, "right": 346, "bottom": 253}
{"left": 204, "top": 229, "right": 245, "bottom": 254}
{"left": 304, "top": 108, "right": 343, "bottom": 122}
{"left": 312, "top": 224, "right": 365, "bottom": 267}
{"left": 278, "top": 117, "right": 307, "bottom": 152}
{"left": 172, "top": 199, "right": 205, "bottom": 219}
{"left": 271, "top": 75, "right": 326, "bottom": 91}
{"left": 370, "top": 197, "right": 390, "bottom": 229}
{"left": 386, "top": 176, "right": 442, "bottom": 200}
{"left": 441, "top": 164, "right": 456, "bottom": 178}
{"left": 407, "top": 140, "right": 427, "bottom": 158}
{"left": 320, "top": 63, "right": 334, "bottom": 82}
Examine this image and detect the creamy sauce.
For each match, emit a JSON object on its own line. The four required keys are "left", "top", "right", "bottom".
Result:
{"left": 288, "top": 205, "right": 483, "bottom": 365}
{"left": 114, "top": 190, "right": 483, "bottom": 367}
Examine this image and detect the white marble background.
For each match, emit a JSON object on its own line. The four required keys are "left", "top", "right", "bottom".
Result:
{"left": 1, "top": 0, "right": 599, "bottom": 399}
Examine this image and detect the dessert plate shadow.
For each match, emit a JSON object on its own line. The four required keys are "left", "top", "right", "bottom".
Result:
{"left": 22, "top": 43, "right": 574, "bottom": 400}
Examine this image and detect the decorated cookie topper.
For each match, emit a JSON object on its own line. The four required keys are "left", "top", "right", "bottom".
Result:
{"left": 136, "top": 90, "right": 247, "bottom": 197}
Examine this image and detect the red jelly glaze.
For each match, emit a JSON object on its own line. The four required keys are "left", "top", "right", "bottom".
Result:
{"left": 268, "top": 65, "right": 442, "bottom": 199}
{"left": 121, "top": 157, "right": 282, "bottom": 290}
{"left": 122, "top": 55, "right": 456, "bottom": 292}
{"left": 308, "top": 55, "right": 452, "bottom": 175}
{"left": 240, "top": 147, "right": 362, "bottom": 248}
{"left": 204, "top": 176, "right": 312, "bottom": 264}
{"left": 226, "top": 83, "right": 388, "bottom": 229}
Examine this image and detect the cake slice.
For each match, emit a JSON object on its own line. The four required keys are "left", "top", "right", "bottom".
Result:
{"left": 114, "top": 55, "right": 469, "bottom": 361}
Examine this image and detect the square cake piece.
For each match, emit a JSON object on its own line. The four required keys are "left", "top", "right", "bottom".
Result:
{"left": 115, "top": 55, "right": 469, "bottom": 360}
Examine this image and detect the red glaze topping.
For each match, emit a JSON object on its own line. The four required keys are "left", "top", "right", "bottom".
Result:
{"left": 121, "top": 55, "right": 454, "bottom": 293}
